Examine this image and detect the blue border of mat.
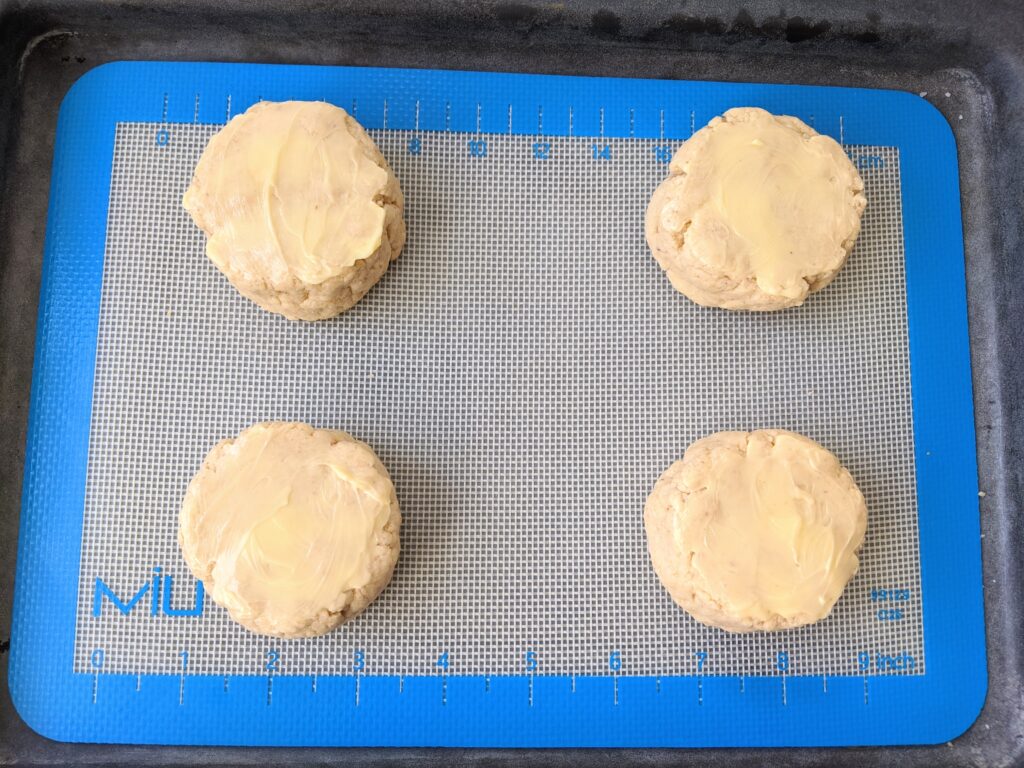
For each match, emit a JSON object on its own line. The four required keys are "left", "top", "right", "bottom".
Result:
{"left": 8, "top": 61, "right": 985, "bottom": 747}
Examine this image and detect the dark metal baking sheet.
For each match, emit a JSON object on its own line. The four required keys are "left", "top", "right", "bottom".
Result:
{"left": 1, "top": 1, "right": 1021, "bottom": 765}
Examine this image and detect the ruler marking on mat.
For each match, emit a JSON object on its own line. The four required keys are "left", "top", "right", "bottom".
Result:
{"left": 178, "top": 650, "right": 187, "bottom": 706}
{"left": 98, "top": 671, "right": 902, "bottom": 708}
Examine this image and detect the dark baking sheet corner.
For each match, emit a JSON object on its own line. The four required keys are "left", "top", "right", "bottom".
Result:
{"left": 2, "top": 1, "right": 1023, "bottom": 765}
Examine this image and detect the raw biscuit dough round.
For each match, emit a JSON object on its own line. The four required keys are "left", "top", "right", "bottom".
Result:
{"left": 179, "top": 421, "right": 401, "bottom": 638}
{"left": 645, "top": 107, "right": 867, "bottom": 311}
{"left": 182, "top": 100, "right": 406, "bottom": 321}
{"left": 644, "top": 429, "right": 867, "bottom": 633}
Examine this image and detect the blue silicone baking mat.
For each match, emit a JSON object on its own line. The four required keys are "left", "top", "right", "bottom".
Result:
{"left": 9, "top": 61, "right": 984, "bottom": 747}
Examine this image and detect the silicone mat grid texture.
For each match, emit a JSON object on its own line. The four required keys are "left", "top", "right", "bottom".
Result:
{"left": 72, "top": 123, "right": 923, "bottom": 679}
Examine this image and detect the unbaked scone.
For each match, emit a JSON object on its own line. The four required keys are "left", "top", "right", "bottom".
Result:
{"left": 645, "top": 107, "right": 866, "bottom": 311}
{"left": 182, "top": 100, "right": 406, "bottom": 321}
{"left": 644, "top": 430, "right": 867, "bottom": 632}
{"left": 179, "top": 422, "right": 401, "bottom": 638}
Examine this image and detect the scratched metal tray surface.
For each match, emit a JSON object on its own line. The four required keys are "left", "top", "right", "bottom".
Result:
{"left": 1, "top": 2, "right": 1022, "bottom": 767}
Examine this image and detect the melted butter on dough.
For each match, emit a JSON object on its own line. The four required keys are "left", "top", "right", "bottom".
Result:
{"left": 697, "top": 117, "right": 852, "bottom": 298}
{"left": 645, "top": 430, "right": 867, "bottom": 632}
{"left": 183, "top": 100, "right": 391, "bottom": 285}
{"left": 646, "top": 107, "right": 866, "bottom": 311}
{"left": 180, "top": 422, "right": 399, "bottom": 637}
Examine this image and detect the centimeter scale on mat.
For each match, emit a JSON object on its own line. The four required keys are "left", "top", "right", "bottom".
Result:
{"left": 149, "top": 89, "right": 888, "bottom": 170}
{"left": 9, "top": 62, "right": 983, "bottom": 748}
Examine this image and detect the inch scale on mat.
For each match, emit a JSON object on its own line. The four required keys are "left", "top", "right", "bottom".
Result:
{"left": 82, "top": 570, "right": 919, "bottom": 702}
{"left": 77, "top": 537, "right": 923, "bottom": 738}
{"left": 83, "top": 667, "right": 919, "bottom": 705}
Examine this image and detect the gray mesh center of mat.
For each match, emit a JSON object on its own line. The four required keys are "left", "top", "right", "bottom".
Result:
{"left": 73, "top": 124, "right": 923, "bottom": 678}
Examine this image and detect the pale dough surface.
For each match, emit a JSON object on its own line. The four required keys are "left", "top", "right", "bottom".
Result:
{"left": 645, "top": 107, "right": 867, "bottom": 311}
{"left": 644, "top": 429, "right": 867, "bottom": 633}
{"left": 179, "top": 422, "right": 401, "bottom": 638}
{"left": 183, "top": 100, "right": 406, "bottom": 321}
